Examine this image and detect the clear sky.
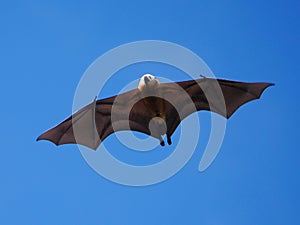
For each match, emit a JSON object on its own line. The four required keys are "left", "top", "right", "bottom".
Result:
{"left": 1, "top": 0, "right": 299, "bottom": 224}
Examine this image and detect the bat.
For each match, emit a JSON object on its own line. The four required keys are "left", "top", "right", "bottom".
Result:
{"left": 37, "top": 74, "right": 273, "bottom": 149}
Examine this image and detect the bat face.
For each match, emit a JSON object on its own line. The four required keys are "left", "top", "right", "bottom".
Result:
{"left": 138, "top": 74, "right": 159, "bottom": 91}
{"left": 37, "top": 75, "right": 273, "bottom": 150}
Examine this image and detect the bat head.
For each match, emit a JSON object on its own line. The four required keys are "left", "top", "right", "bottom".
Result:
{"left": 138, "top": 74, "right": 159, "bottom": 91}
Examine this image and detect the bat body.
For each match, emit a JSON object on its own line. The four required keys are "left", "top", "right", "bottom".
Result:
{"left": 37, "top": 74, "right": 273, "bottom": 150}
{"left": 137, "top": 75, "right": 167, "bottom": 145}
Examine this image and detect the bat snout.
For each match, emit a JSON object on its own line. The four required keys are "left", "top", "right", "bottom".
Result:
{"left": 144, "top": 76, "right": 150, "bottom": 84}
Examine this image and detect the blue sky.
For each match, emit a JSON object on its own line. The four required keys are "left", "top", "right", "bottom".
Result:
{"left": 1, "top": 0, "right": 299, "bottom": 224}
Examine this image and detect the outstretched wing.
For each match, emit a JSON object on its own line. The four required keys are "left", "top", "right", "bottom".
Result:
{"left": 161, "top": 78, "right": 274, "bottom": 137}
{"left": 37, "top": 89, "right": 154, "bottom": 150}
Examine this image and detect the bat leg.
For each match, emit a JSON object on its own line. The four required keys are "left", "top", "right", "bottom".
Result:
{"left": 159, "top": 136, "right": 165, "bottom": 146}
{"left": 167, "top": 135, "right": 172, "bottom": 145}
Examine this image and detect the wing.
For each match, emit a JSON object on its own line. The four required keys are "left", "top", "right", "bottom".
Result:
{"left": 37, "top": 89, "right": 154, "bottom": 150}
{"left": 161, "top": 78, "right": 274, "bottom": 137}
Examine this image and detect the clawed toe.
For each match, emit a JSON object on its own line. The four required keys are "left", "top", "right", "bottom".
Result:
{"left": 167, "top": 136, "right": 172, "bottom": 145}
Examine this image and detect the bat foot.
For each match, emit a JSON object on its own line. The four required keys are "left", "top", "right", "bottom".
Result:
{"left": 160, "top": 140, "right": 165, "bottom": 146}
{"left": 167, "top": 135, "right": 172, "bottom": 145}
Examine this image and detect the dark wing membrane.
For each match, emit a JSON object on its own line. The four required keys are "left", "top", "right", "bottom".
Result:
{"left": 37, "top": 89, "right": 153, "bottom": 150}
{"left": 36, "top": 95, "right": 116, "bottom": 150}
{"left": 161, "top": 78, "right": 274, "bottom": 136}
{"left": 211, "top": 79, "right": 274, "bottom": 117}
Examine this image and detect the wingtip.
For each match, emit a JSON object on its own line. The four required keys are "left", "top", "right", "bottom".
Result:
{"left": 36, "top": 133, "right": 50, "bottom": 142}
{"left": 36, "top": 135, "right": 42, "bottom": 142}
{"left": 261, "top": 82, "right": 275, "bottom": 94}
{"left": 36, "top": 133, "right": 60, "bottom": 147}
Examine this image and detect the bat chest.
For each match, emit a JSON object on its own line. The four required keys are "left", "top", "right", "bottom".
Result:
{"left": 141, "top": 96, "right": 166, "bottom": 119}
{"left": 140, "top": 96, "right": 166, "bottom": 137}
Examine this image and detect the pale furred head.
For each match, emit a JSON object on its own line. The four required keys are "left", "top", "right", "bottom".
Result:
{"left": 138, "top": 74, "right": 159, "bottom": 91}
